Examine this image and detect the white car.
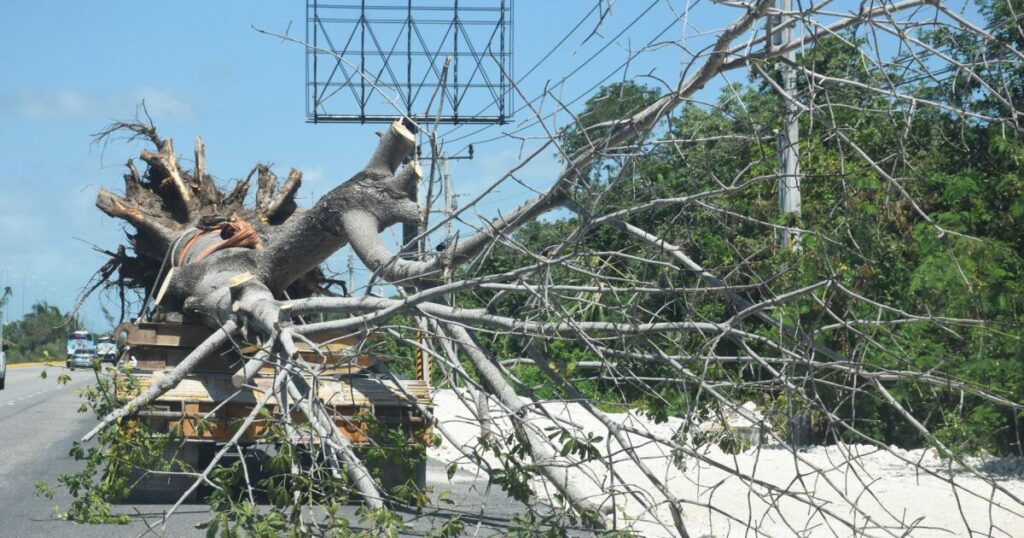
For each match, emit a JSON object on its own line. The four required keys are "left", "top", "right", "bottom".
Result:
{"left": 0, "top": 343, "right": 7, "bottom": 390}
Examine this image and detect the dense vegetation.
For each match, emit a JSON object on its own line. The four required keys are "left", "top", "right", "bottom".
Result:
{"left": 378, "top": 3, "right": 1024, "bottom": 456}
{"left": 29, "top": 2, "right": 1024, "bottom": 536}
{"left": 0, "top": 302, "right": 86, "bottom": 363}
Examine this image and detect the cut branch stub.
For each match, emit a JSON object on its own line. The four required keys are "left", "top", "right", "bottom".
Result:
{"left": 364, "top": 119, "right": 418, "bottom": 175}
{"left": 96, "top": 188, "right": 177, "bottom": 248}
{"left": 389, "top": 159, "right": 422, "bottom": 200}
{"left": 140, "top": 137, "right": 193, "bottom": 210}
{"left": 223, "top": 171, "right": 253, "bottom": 210}
{"left": 264, "top": 168, "right": 302, "bottom": 223}
{"left": 254, "top": 164, "right": 278, "bottom": 219}
{"left": 192, "top": 135, "right": 221, "bottom": 206}
{"left": 124, "top": 159, "right": 142, "bottom": 198}
{"left": 194, "top": 135, "right": 206, "bottom": 186}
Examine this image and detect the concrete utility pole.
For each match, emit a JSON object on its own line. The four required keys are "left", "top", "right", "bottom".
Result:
{"left": 772, "top": 0, "right": 810, "bottom": 447}
{"left": 774, "top": 0, "right": 801, "bottom": 251}
{"left": 443, "top": 153, "right": 454, "bottom": 245}
{"left": 443, "top": 152, "right": 458, "bottom": 308}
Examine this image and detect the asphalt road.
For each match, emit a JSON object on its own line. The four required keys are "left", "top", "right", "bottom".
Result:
{"left": 0, "top": 365, "right": 566, "bottom": 537}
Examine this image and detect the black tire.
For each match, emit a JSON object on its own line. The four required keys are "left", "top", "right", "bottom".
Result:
{"left": 0, "top": 377, "right": 5, "bottom": 390}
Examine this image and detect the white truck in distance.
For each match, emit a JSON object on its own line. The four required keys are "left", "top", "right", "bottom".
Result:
{"left": 96, "top": 336, "right": 118, "bottom": 364}
{"left": 66, "top": 331, "right": 96, "bottom": 370}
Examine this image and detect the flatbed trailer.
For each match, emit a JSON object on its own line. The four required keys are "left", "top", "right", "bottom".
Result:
{"left": 115, "top": 320, "right": 432, "bottom": 502}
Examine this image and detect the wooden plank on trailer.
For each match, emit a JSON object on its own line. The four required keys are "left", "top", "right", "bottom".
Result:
{"left": 140, "top": 373, "right": 433, "bottom": 408}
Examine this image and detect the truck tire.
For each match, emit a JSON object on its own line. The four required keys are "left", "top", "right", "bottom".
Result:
{"left": 0, "top": 378, "right": 5, "bottom": 390}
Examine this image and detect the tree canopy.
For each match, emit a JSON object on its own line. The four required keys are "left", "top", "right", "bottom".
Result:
{"left": 2, "top": 302, "right": 83, "bottom": 363}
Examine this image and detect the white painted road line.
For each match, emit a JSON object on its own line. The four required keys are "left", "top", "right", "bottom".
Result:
{"left": 0, "top": 384, "right": 66, "bottom": 406}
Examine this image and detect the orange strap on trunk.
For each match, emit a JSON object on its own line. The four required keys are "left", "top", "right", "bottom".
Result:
{"left": 176, "top": 215, "right": 263, "bottom": 267}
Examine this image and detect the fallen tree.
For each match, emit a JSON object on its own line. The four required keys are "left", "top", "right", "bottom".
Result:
{"left": 65, "top": 0, "right": 1024, "bottom": 535}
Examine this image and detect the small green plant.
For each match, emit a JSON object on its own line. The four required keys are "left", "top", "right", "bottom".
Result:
{"left": 425, "top": 515, "right": 465, "bottom": 538}
{"left": 42, "top": 356, "right": 446, "bottom": 535}
{"left": 717, "top": 431, "right": 752, "bottom": 455}
{"left": 37, "top": 364, "right": 182, "bottom": 524}
{"left": 507, "top": 510, "right": 571, "bottom": 538}
{"left": 354, "top": 410, "right": 433, "bottom": 504}
{"left": 480, "top": 431, "right": 536, "bottom": 504}
{"left": 547, "top": 427, "right": 603, "bottom": 462}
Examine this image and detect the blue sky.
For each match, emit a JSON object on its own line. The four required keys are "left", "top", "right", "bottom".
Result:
{"left": 0, "top": 1, "right": 981, "bottom": 329}
{"left": 0, "top": 1, "right": 725, "bottom": 328}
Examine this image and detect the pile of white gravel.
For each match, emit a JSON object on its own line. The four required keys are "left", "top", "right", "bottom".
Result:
{"left": 427, "top": 389, "right": 1024, "bottom": 537}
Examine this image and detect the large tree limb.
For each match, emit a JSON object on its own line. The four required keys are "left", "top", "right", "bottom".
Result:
{"left": 340, "top": 0, "right": 775, "bottom": 287}
{"left": 95, "top": 188, "right": 178, "bottom": 250}
{"left": 441, "top": 323, "right": 613, "bottom": 526}
{"left": 280, "top": 371, "right": 385, "bottom": 508}
{"left": 523, "top": 342, "right": 689, "bottom": 537}
{"left": 226, "top": 278, "right": 384, "bottom": 508}
{"left": 287, "top": 295, "right": 738, "bottom": 339}
{"left": 257, "top": 120, "right": 420, "bottom": 291}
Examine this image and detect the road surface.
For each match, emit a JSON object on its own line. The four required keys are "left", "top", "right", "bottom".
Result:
{"left": 0, "top": 364, "right": 564, "bottom": 537}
